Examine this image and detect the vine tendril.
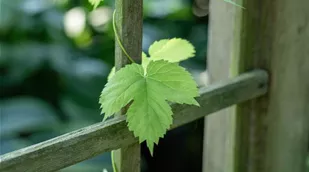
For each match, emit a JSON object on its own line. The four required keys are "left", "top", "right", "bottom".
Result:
{"left": 112, "top": 10, "right": 135, "bottom": 63}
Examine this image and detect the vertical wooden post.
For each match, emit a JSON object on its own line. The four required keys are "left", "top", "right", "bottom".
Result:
{"left": 204, "top": 0, "right": 309, "bottom": 172}
{"left": 234, "top": 0, "right": 309, "bottom": 172}
{"left": 202, "top": 1, "right": 239, "bottom": 172}
{"left": 113, "top": 0, "right": 143, "bottom": 172}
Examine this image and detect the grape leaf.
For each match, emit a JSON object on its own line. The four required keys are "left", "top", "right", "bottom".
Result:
{"left": 107, "top": 52, "right": 148, "bottom": 81}
{"left": 141, "top": 51, "right": 150, "bottom": 71}
{"left": 107, "top": 39, "right": 196, "bottom": 80}
{"left": 99, "top": 60, "right": 199, "bottom": 155}
{"left": 88, "top": 0, "right": 103, "bottom": 9}
{"left": 148, "top": 38, "right": 195, "bottom": 62}
{"left": 107, "top": 66, "right": 115, "bottom": 81}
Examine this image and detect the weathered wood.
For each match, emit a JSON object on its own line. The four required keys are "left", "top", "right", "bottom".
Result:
{"left": 113, "top": 0, "right": 143, "bottom": 171}
{"left": 0, "top": 70, "right": 268, "bottom": 172}
{"left": 202, "top": 1, "right": 239, "bottom": 172}
{"left": 212, "top": 0, "right": 309, "bottom": 172}
{"left": 172, "top": 70, "right": 267, "bottom": 129}
{"left": 114, "top": 0, "right": 143, "bottom": 68}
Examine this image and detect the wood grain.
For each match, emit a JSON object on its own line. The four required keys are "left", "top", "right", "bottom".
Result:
{"left": 0, "top": 70, "right": 268, "bottom": 172}
{"left": 202, "top": 1, "right": 239, "bottom": 171}
{"left": 114, "top": 0, "right": 143, "bottom": 68}
{"left": 229, "top": 0, "right": 309, "bottom": 172}
{"left": 113, "top": 0, "right": 143, "bottom": 171}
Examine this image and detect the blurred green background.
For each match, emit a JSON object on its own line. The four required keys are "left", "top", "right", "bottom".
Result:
{"left": 1, "top": 0, "right": 307, "bottom": 171}
{"left": 0, "top": 0, "right": 208, "bottom": 171}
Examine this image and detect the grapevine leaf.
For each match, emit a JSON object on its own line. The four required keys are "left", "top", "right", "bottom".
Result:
{"left": 107, "top": 66, "right": 115, "bottom": 81}
{"left": 148, "top": 38, "right": 195, "bottom": 62}
{"left": 107, "top": 52, "right": 148, "bottom": 81}
{"left": 88, "top": 0, "right": 103, "bottom": 9}
{"left": 142, "top": 51, "right": 150, "bottom": 71}
{"left": 99, "top": 60, "right": 199, "bottom": 155}
{"left": 142, "top": 51, "right": 147, "bottom": 59}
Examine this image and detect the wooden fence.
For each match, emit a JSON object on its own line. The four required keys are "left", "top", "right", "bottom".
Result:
{"left": 0, "top": 0, "right": 308, "bottom": 172}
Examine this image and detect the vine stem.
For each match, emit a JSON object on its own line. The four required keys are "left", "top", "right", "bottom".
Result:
{"left": 111, "top": 150, "right": 118, "bottom": 172}
{"left": 111, "top": 9, "right": 134, "bottom": 172}
{"left": 112, "top": 10, "right": 135, "bottom": 63}
{"left": 224, "top": 0, "right": 245, "bottom": 9}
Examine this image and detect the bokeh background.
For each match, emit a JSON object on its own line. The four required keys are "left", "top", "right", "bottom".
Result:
{"left": 0, "top": 0, "right": 209, "bottom": 171}
{"left": 1, "top": 0, "right": 308, "bottom": 172}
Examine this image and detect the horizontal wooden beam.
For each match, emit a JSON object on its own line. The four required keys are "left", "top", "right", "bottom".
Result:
{"left": 0, "top": 70, "right": 268, "bottom": 172}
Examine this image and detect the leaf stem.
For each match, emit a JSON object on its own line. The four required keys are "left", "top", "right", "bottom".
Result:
{"left": 113, "top": 10, "right": 135, "bottom": 63}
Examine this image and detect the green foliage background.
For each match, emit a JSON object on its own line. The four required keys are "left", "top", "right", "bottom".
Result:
{"left": 2, "top": 1, "right": 307, "bottom": 171}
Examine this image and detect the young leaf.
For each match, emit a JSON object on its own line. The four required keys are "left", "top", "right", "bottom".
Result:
{"left": 106, "top": 52, "right": 148, "bottom": 81}
{"left": 148, "top": 38, "right": 195, "bottom": 62}
{"left": 88, "top": 0, "right": 103, "bottom": 9}
{"left": 99, "top": 60, "right": 199, "bottom": 155}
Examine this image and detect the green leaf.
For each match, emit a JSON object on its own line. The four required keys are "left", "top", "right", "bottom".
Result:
{"left": 148, "top": 38, "right": 195, "bottom": 63}
{"left": 107, "top": 52, "right": 148, "bottom": 81}
{"left": 99, "top": 60, "right": 199, "bottom": 155}
{"left": 107, "top": 67, "right": 115, "bottom": 81}
{"left": 88, "top": 0, "right": 103, "bottom": 9}
{"left": 141, "top": 51, "right": 150, "bottom": 71}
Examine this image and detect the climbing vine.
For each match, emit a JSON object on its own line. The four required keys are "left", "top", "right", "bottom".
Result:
{"left": 88, "top": 0, "right": 244, "bottom": 156}
{"left": 101, "top": 10, "right": 199, "bottom": 155}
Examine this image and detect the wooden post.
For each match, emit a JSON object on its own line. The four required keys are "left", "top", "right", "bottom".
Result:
{"left": 235, "top": 0, "right": 309, "bottom": 172}
{"left": 113, "top": 0, "right": 143, "bottom": 172}
{"left": 204, "top": 0, "right": 309, "bottom": 172}
{"left": 203, "top": 1, "right": 239, "bottom": 172}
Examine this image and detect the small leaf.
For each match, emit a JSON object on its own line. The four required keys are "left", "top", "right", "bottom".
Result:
{"left": 88, "top": 0, "right": 103, "bottom": 9}
{"left": 99, "top": 60, "right": 199, "bottom": 155}
{"left": 148, "top": 38, "right": 195, "bottom": 62}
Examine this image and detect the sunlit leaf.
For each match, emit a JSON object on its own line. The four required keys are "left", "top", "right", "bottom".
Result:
{"left": 99, "top": 60, "right": 199, "bottom": 155}
{"left": 88, "top": 0, "right": 103, "bottom": 9}
{"left": 148, "top": 38, "right": 195, "bottom": 62}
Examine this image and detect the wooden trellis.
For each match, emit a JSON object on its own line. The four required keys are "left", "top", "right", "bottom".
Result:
{"left": 0, "top": 0, "right": 308, "bottom": 172}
